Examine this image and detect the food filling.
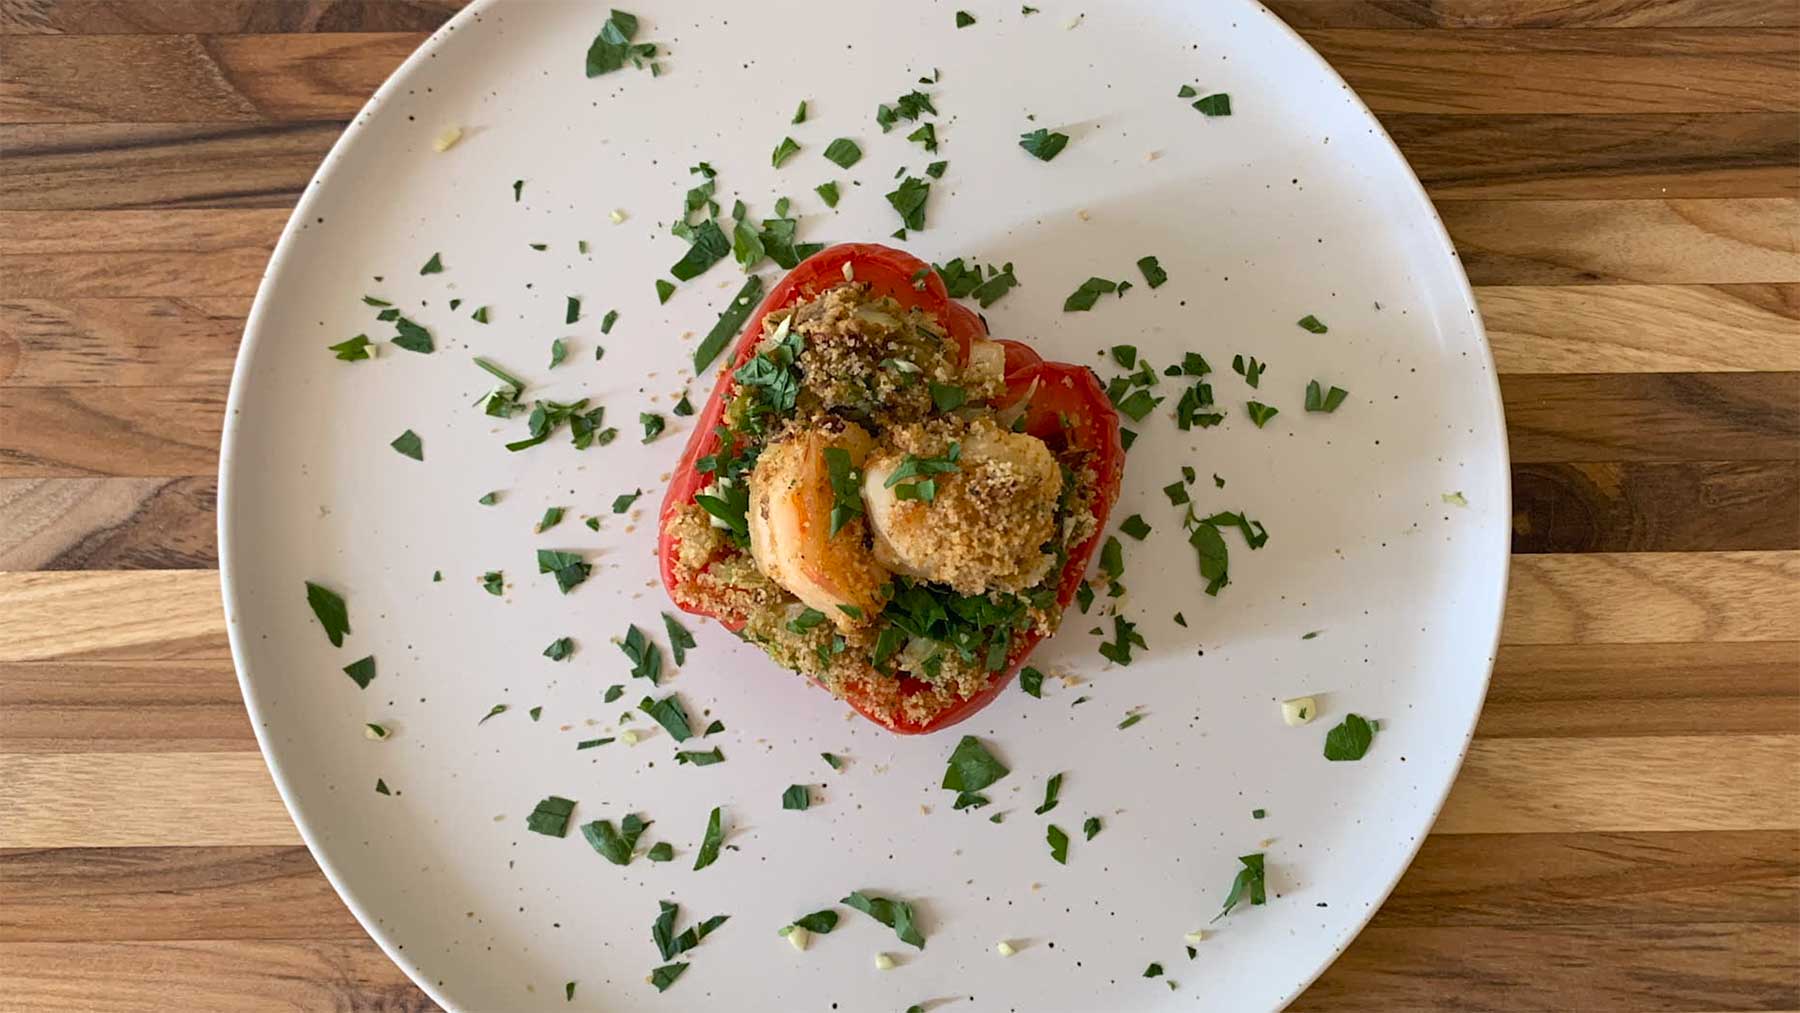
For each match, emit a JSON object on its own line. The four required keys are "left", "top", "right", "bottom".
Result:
{"left": 664, "top": 281, "right": 1102, "bottom": 726}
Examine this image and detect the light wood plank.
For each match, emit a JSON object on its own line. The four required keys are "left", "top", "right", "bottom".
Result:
{"left": 1480, "top": 284, "right": 1800, "bottom": 373}
{"left": 1436, "top": 734, "right": 1799, "bottom": 834}
{"left": 1502, "top": 551, "right": 1800, "bottom": 644}
{"left": 0, "top": 298, "right": 249, "bottom": 386}
{"left": 0, "top": 570, "right": 226, "bottom": 662}
{"left": 7, "top": 734, "right": 1792, "bottom": 848}
{"left": 0, "top": 753, "right": 297, "bottom": 847}
{"left": 1307, "top": 29, "right": 1800, "bottom": 115}
{"left": 0, "top": 940, "right": 431, "bottom": 1013}
{"left": 1481, "top": 642, "right": 1800, "bottom": 738}
{"left": 0, "top": 660, "right": 250, "bottom": 753}
{"left": 1445, "top": 198, "right": 1800, "bottom": 286}
{"left": 0, "top": 477, "right": 218, "bottom": 570}
{"left": 0, "top": 386, "right": 225, "bottom": 478}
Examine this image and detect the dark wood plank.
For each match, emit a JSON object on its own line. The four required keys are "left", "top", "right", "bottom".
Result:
{"left": 0, "top": 0, "right": 462, "bottom": 34}
{"left": 5, "top": 115, "right": 1796, "bottom": 211}
{"left": 0, "top": 659, "right": 248, "bottom": 753}
{"left": 0, "top": 387, "right": 225, "bottom": 478}
{"left": 1502, "top": 372, "right": 1799, "bottom": 463}
{"left": 1, "top": 298, "right": 248, "bottom": 385}
{"left": 1511, "top": 461, "right": 1800, "bottom": 552}
{"left": 0, "top": 940, "right": 434, "bottom": 1013}
{"left": 1295, "top": 922, "right": 1799, "bottom": 1012}
{"left": 1265, "top": 0, "right": 1800, "bottom": 29}
{"left": 1480, "top": 642, "right": 1800, "bottom": 739}
{"left": 1306, "top": 29, "right": 1800, "bottom": 115}
{"left": 0, "top": 477, "right": 219, "bottom": 570}
{"left": 1390, "top": 112, "right": 1800, "bottom": 199}
{"left": 0, "top": 33, "right": 422, "bottom": 123}
{"left": 0, "top": 847, "right": 358, "bottom": 941}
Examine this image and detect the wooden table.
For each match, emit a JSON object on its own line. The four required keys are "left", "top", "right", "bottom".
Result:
{"left": 2, "top": 2, "right": 1796, "bottom": 1009}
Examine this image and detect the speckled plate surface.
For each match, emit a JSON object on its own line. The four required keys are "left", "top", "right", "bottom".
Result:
{"left": 218, "top": 2, "right": 1509, "bottom": 1010}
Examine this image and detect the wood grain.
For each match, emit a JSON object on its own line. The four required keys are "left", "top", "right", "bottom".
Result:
{"left": 1480, "top": 642, "right": 1800, "bottom": 738}
{"left": 0, "top": 570, "right": 227, "bottom": 662}
{"left": 0, "top": 753, "right": 296, "bottom": 847}
{"left": 0, "top": 298, "right": 250, "bottom": 386}
{"left": 1446, "top": 198, "right": 1800, "bottom": 286}
{"left": 0, "top": 387, "right": 225, "bottom": 478}
{"left": 1481, "top": 284, "right": 1800, "bottom": 372}
{"left": 0, "top": 478, "right": 220, "bottom": 570}
{"left": 0, "top": 660, "right": 249, "bottom": 753}
{"left": 0, "top": 0, "right": 462, "bottom": 35}
{"left": 1263, "top": 1, "right": 1800, "bottom": 29}
{"left": 1501, "top": 551, "right": 1800, "bottom": 644}
{"left": 1511, "top": 461, "right": 1799, "bottom": 553}
{"left": 1502, "top": 372, "right": 1798, "bottom": 463}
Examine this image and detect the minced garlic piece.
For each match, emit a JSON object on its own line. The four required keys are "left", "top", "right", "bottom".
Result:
{"left": 432, "top": 126, "right": 463, "bottom": 152}
{"left": 1282, "top": 696, "right": 1317, "bottom": 726}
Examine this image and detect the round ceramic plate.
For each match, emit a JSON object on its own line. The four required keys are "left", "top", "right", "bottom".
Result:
{"left": 219, "top": 2, "right": 1509, "bottom": 1010}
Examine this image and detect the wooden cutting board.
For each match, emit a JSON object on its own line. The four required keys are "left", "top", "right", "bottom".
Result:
{"left": 1, "top": 1, "right": 1796, "bottom": 1010}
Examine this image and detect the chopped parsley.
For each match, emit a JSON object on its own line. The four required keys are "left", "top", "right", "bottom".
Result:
{"left": 639, "top": 694, "right": 692, "bottom": 741}
{"left": 1305, "top": 380, "right": 1349, "bottom": 413}
{"left": 908, "top": 122, "right": 939, "bottom": 152}
{"left": 536, "top": 549, "right": 592, "bottom": 593}
{"left": 1047, "top": 824, "right": 1069, "bottom": 864}
{"left": 1178, "top": 84, "right": 1197, "bottom": 98}
{"left": 885, "top": 176, "right": 931, "bottom": 231}
{"left": 600, "top": 308, "right": 618, "bottom": 334}
{"left": 942, "top": 735, "right": 1008, "bottom": 793}
{"left": 648, "top": 963, "right": 686, "bottom": 992}
{"left": 603, "top": 684, "right": 624, "bottom": 703}
{"left": 693, "top": 806, "right": 724, "bottom": 870}
{"left": 1252, "top": 808, "right": 1267, "bottom": 819}
{"left": 1019, "top": 127, "right": 1070, "bottom": 161}
{"left": 1214, "top": 853, "right": 1267, "bottom": 921}
{"left": 822, "top": 447, "right": 864, "bottom": 537}
{"left": 640, "top": 412, "right": 665, "bottom": 442}
{"left": 1119, "top": 514, "right": 1151, "bottom": 540}
{"left": 929, "top": 382, "right": 967, "bottom": 412}
{"left": 771, "top": 136, "right": 801, "bottom": 167}
{"left": 480, "top": 570, "right": 504, "bottom": 596}
{"left": 1034, "top": 772, "right": 1063, "bottom": 815}
{"left": 926, "top": 159, "right": 948, "bottom": 178}
{"left": 823, "top": 138, "right": 862, "bottom": 168}
{"left": 342, "top": 655, "right": 375, "bottom": 689}
{"left": 662, "top": 613, "right": 696, "bottom": 665}
{"left": 934, "top": 257, "right": 1019, "bottom": 308}
{"left": 1118, "top": 711, "right": 1146, "bottom": 730}
{"left": 1324, "top": 713, "right": 1375, "bottom": 761}
{"left": 584, "top": 9, "right": 657, "bottom": 78}
{"left": 529, "top": 706, "right": 542, "bottom": 721}
{"left": 419, "top": 252, "right": 444, "bottom": 275}
{"left": 955, "top": 10, "right": 976, "bottom": 27}
{"left": 327, "top": 335, "right": 372, "bottom": 361}
{"left": 471, "top": 305, "right": 490, "bottom": 323}
{"left": 792, "top": 100, "right": 807, "bottom": 124}
{"left": 653, "top": 901, "right": 728, "bottom": 964}
{"left": 815, "top": 181, "right": 841, "bottom": 207}
{"left": 692, "top": 275, "right": 765, "bottom": 373}
{"left": 375, "top": 778, "right": 391, "bottom": 795}
{"left": 582, "top": 813, "right": 650, "bottom": 864}
{"left": 389, "top": 429, "right": 423, "bottom": 460}
{"left": 781, "top": 784, "right": 811, "bottom": 811}
{"left": 1083, "top": 816, "right": 1101, "bottom": 840}
{"left": 842, "top": 891, "right": 925, "bottom": 949}
{"left": 876, "top": 88, "right": 937, "bottom": 132}
{"left": 676, "top": 747, "right": 725, "bottom": 766}
{"left": 822, "top": 752, "right": 844, "bottom": 770}
{"left": 1245, "top": 401, "right": 1280, "bottom": 427}
{"left": 1297, "top": 314, "right": 1328, "bottom": 333}
{"left": 1192, "top": 92, "right": 1232, "bottom": 117}
{"left": 673, "top": 394, "right": 694, "bottom": 416}
{"left": 1019, "top": 666, "right": 1044, "bottom": 698}
{"left": 526, "top": 795, "right": 576, "bottom": 837}
{"left": 646, "top": 841, "right": 674, "bottom": 861}
{"left": 670, "top": 219, "right": 730, "bottom": 281}
{"left": 656, "top": 279, "right": 676, "bottom": 304}
{"left": 303, "top": 581, "right": 350, "bottom": 647}
{"left": 563, "top": 296, "right": 581, "bottom": 325}
{"left": 543, "top": 637, "right": 574, "bottom": 661}
{"left": 478, "top": 703, "right": 507, "bottom": 725}
{"left": 1097, "top": 615, "right": 1146, "bottom": 665}
{"left": 619, "top": 624, "right": 663, "bottom": 682}
{"left": 612, "top": 489, "right": 643, "bottom": 513}
{"left": 1062, "top": 276, "right": 1118, "bottom": 311}
{"left": 577, "top": 737, "right": 613, "bottom": 750}
{"left": 538, "top": 506, "right": 565, "bottom": 532}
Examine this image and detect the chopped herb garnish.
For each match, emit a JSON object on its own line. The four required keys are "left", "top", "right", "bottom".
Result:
{"left": 942, "top": 735, "right": 1009, "bottom": 793}
{"left": 1178, "top": 84, "right": 1197, "bottom": 98}
{"left": 327, "top": 335, "right": 372, "bottom": 361}
{"left": 1019, "top": 666, "right": 1044, "bottom": 698}
{"left": 648, "top": 963, "right": 687, "bottom": 992}
{"left": 1063, "top": 276, "right": 1118, "bottom": 311}
{"left": 342, "top": 655, "right": 375, "bottom": 689}
{"left": 640, "top": 412, "right": 665, "bottom": 442}
{"left": 1245, "top": 401, "right": 1279, "bottom": 428}
{"left": 692, "top": 275, "right": 765, "bottom": 374}
{"left": 390, "top": 316, "right": 432, "bottom": 354}
{"left": 822, "top": 446, "right": 865, "bottom": 537}
{"left": 471, "top": 305, "right": 490, "bottom": 323}
{"left": 478, "top": 703, "right": 507, "bottom": 725}
{"left": 662, "top": 613, "right": 696, "bottom": 666}
{"left": 538, "top": 506, "right": 565, "bottom": 532}
{"left": 639, "top": 694, "right": 693, "bottom": 742}
{"left": 676, "top": 747, "right": 725, "bottom": 766}
{"left": 823, "top": 138, "right": 862, "bottom": 169}
{"left": 673, "top": 393, "right": 694, "bottom": 416}
{"left": 771, "top": 136, "right": 801, "bottom": 168}
{"left": 1193, "top": 92, "right": 1232, "bottom": 117}
{"left": 1134, "top": 256, "right": 1167, "bottom": 289}
{"left": 375, "top": 778, "right": 391, "bottom": 795}
{"left": 389, "top": 429, "right": 423, "bottom": 460}
{"left": 1324, "top": 713, "right": 1375, "bottom": 761}
{"left": 582, "top": 813, "right": 649, "bottom": 864}
{"left": 1145, "top": 963, "right": 1164, "bottom": 978}
{"left": 544, "top": 637, "right": 575, "bottom": 661}
{"left": 1119, "top": 514, "right": 1151, "bottom": 540}
{"left": 537, "top": 549, "right": 592, "bottom": 593}
{"left": 598, "top": 309, "right": 618, "bottom": 335}
{"left": 670, "top": 219, "right": 730, "bottom": 281}
{"left": 929, "top": 382, "right": 967, "bottom": 412}
{"left": 1252, "top": 808, "right": 1267, "bottom": 819}
{"left": 1083, "top": 816, "right": 1101, "bottom": 839}
{"left": 584, "top": 9, "right": 657, "bottom": 79}
{"left": 612, "top": 489, "right": 643, "bottom": 514}
{"left": 885, "top": 176, "right": 931, "bottom": 231}
{"left": 1305, "top": 380, "right": 1349, "bottom": 413}
{"left": 526, "top": 795, "right": 576, "bottom": 837}
{"left": 1098, "top": 615, "right": 1146, "bottom": 665}
{"left": 646, "top": 841, "right": 674, "bottom": 861}
{"left": 693, "top": 806, "right": 724, "bottom": 870}
{"left": 1035, "top": 773, "right": 1063, "bottom": 815}
{"left": 815, "top": 181, "right": 841, "bottom": 207}
{"left": 1118, "top": 711, "right": 1146, "bottom": 730}
{"left": 1297, "top": 314, "right": 1328, "bottom": 333}
{"left": 619, "top": 624, "right": 663, "bottom": 682}
{"left": 955, "top": 10, "right": 976, "bottom": 27}
{"left": 1214, "top": 853, "right": 1267, "bottom": 921}
{"left": 822, "top": 752, "right": 843, "bottom": 770}
{"left": 1047, "top": 824, "right": 1069, "bottom": 864}
{"left": 842, "top": 891, "right": 925, "bottom": 949}
{"left": 655, "top": 279, "right": 676, "bottom": 304}
{"left": 1230, "top": 354, "right": 1265, "bottom": 388}
{"left": 577, "top": 737, "right": 614, "bottom": 750}
{"left": 1019, "top": 127, "right": 1070, "bottom": 161}
{"left": 792, "top": 100, "right": 807, "bottom": 124}
{"left": 419, "top": 252, "right": 444, "bottom": 275}
{"left": 303, "top": 581, "right": 350, "bottom": 647}
{"left": 480, "top": 570, "right": 504, "bottom": 596}
{"left": 781, "top": 784, "right": 811, "bottom": 811}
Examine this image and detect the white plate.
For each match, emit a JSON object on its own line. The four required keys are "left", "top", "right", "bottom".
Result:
{"left": 219, "top": 2, "right": 1509, "bottom": 1010}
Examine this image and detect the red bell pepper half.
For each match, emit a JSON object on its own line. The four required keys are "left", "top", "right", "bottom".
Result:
{"left": 658, "top": 243, "right": 1125, "bottom": 734}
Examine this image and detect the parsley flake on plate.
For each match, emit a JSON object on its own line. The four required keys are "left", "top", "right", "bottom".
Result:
{"left": 663, "top": 613, "right": 697, "bottom": 665}
{"left": 543, "top": 637, "right": 574, "bottom": 661}
{"left": 327, "top": 335, "right": 372, "bottom": 361}
{"left": 781, "top": 784, "right": 811, "bottom": 810}
{"left": 419, "top": 252, "right": 444, "bottom": 275}
{"left": 375, "top": 778, "right": 391, "bottom": 795}
{"left": 1119, "top": 514, "right": 1151, "bottom": 540}
{"left": 886, "top": 176, "right": 931, "bottom": 231}
{"left": 537, "top": 506, "right": 564, "bottom": 532}
{"left": 1245, "top": 401, "right": 1280, "bottom": 428}
{"left": 639, "top": 694, "right": 693, "bottom": 741}
{"left": 821, "top": 752, "right": 844, "bottom": 770}
{"left": 620, "top": 624, "right": 663, "bottom": 682}
{"left": 537, "top": 549, "right": 591, "bottom": 593}
{"left": 389, "top": 429, "right": 423, "bottom": 460}
{"left": 526, "top": 795, "right": 576, "bottom": 837}
{"left": 639, "top": 412, "right": 665, "bottom": 442}
{"left": 1084, "top": 816, "right": 1102, "bottom": 839}
{"left": 1324, "top": 713, "right": 1376, "bottom": 761}
{"left": 942, "top": 735, "right": 1009, "bottom": 794}
{"left": 1193, "top": 92, "right": 1232, "bottom": 117}
{"left": 612, "top": 489, "right": 643, "bottom": 514}
{"left": 1047, "top": 824, "right": 1070, "bottom": 864}
{"left": 692, "top": 275, "right": 765, "bottom": 373}
{"left": 582, "top": 812, "right": 650, "bottom": 864}
{"left": 478, "top": 703, "right": 507, "bottom": 725}
{"left": 656, "top": 279, "right": 676, "bottom": 304}
{"left": 303, "top": 581, "right": 350, "bottom": 647}
{"left": 771, "top": 136, "right": 801, "bottom": 168}
{"left": 815, "top": 181, "right": 841, "bottom": 207}
{"left": 1214, "top": 853, "right": 1267, "bottom": 921}
{"left": 1019, "top": 666, "right": 1044, "bottom": 698}
{"left": 649, "top": 963, "right": 687, "bottom": 992}
{"left": 342, "top": 655, "right": 375, "bottom": 689}
{"left": 676, "top": 747, "right": 725, "bottom": 766}
{"left": 1062, "top": 276, "right": 1118, "bottom": 311}
{"left": 392, "top": 317, "right": 433, "bottom": 354}
{"left": 584, "top": 9, "right": 658, "bottom": 79}
{"left": 1305, "top": 380, "right": 1349, "bottom": 413}
{"left": 956, "top": 10, "right": 976, "bottom": 27}
{"left": 1231, "top": 353, "right": 1265, "bottom": 388}
{"left": 1297, "top": 314, "right": 1329, "bottom": 333}
{"left": 823, "top": 138, "right": 862, "bottom": 169}
{"left": 1019, "top": 127, "right": 1070, "bottom": 161}
{"left": 1035, "top": 772, "right": 1063, "bottom": 815}
{"left": 693, "top": 806, "right": 725, "bottom": 870}
{"left": 480, "top": 570, "right": 504, "bottom": 596}
{"left": 843, "top": 891, "right": 926, "bottom": 949}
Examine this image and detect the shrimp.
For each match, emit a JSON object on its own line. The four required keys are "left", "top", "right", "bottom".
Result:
{"left": 746, "top": 422, "right": 889, "bottom": 628}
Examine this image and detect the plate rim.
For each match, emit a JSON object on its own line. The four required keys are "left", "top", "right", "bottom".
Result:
{"left": 214, "top": 2, "right": 1513, "bottom": 1009}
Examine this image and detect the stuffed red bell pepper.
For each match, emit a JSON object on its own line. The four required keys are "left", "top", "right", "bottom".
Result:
{"left": 658, "top": 243, "right": 1123, "bottom": 734}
